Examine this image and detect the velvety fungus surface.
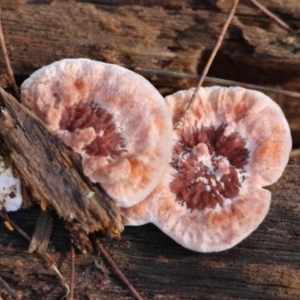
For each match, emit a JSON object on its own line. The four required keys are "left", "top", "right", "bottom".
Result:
{"left": 122, "top": 86, "right": 292, "bottom": 252}
{"left": 21, "top": 58, "right": 173, "bottom": 207}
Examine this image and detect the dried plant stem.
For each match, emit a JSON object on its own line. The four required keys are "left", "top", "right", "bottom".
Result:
{"left": 0, "top": 11, "right": 20, "bottom": 100}
{"left": 0, "top": 276, "right": 22, "bottom": 300}
{"left": 93, "top": 238, "right": 144, "bottom": 300}
{"left": 68, "top": 246, "right": 75, "bottom": 300}
{"left": 0, "top": 210, "right": 31, "bottom": 242}
{"left": 250, "top": 0, "right": 292, "bottom": 31}
{"left": 0, "top": 211, "right": 70, "bottom": 297}
{"left": 175, "top": 0, "right": 239, "bottom": 129}
{"left": 136, "top": 68, "right": 300, "bottom": 99}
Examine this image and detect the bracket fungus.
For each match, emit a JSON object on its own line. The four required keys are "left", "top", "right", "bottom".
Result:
{"left": 21, "top": 58, "right": 173, "bottom": 208}
{"left": 0, "top": 155, "right": 23, "bottom": 212}
{"left": 122, "top": 86, "right": 292, "bottom": 252}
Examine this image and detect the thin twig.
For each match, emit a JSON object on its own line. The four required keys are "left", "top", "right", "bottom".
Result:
{"left": 0, "top": 210, "right": 31, "bottom": 242}
{"left": 93, "top": 237, "right": 144, "bottom": 300}
{"left": 43, "top": 251, "right": 70, "bottom": 298}
{"left": 175, "top": 0, "right": 239, "bottom": 129}
{"left": 68, "top": 246, "right": 75, "bottom": 300}
{"left": 55, "top": 264, "right": 70, "bottom": 300}
{"left": 0, "top": 211, "right": 70, "bottom": 297}
{"left": 0, "top": 276, "right": 21, "bottom": 300}
{"left": 0, "top": 10, "right": 20, "bottom": 100}
{"left": 250, "top": 0, "right": 292, "bottom": 31}
{"left": 135, "top": 68, "right": 300, "bottom": 99}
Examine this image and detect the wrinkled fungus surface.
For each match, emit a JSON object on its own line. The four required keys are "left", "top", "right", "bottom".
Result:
{"left": 59, "top": 100, "right": 126, "bottom": 157}
{"left": 122, "top": 86, "right": 292, "bottom": 253}
{"left": 170, "top": 123, "right": 249, "bottom": 211}
{"left": 21, "top": 58, "right": 173, "bottom": 207}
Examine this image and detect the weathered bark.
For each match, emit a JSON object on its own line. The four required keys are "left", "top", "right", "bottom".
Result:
{"left": 0, "top": 1, "right": 300, "bottom": 299}
{"left": 0, "top": 162, "right": 300, "bottom": 300}
{"left": 0, "top": 88, "right": 123, "bottom": 239}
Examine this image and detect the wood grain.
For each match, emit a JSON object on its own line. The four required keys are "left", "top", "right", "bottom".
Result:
{"left": 0, "top": 162, "right": 299, "bottom": 299}
{"left": 1, "top": 0, "right": 300, "bottom": 145}
{"left": 0, "top": 1, "right": 299, "bottom": 299}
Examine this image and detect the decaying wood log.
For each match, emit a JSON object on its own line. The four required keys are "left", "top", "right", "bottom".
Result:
{"left": 0, "top": 161, "right": 300, "bottom": 299}
{"left": 0, "top": 87, "right": 123, "bottom": 242}
{"left": 0, "top": 1, "right": 300, "bottom": 299}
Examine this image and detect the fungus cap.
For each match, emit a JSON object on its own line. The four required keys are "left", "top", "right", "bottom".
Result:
{"left": 0, "top": 156, "right": 23, "bottom": 212}
{"left": 21, "top": 58, "right": 173, "bottom": 207}
{"left": 121, "top": 86, "right": 292, "bottom": 252}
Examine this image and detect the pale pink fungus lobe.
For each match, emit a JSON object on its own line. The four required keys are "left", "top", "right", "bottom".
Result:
{"left": 122, "top": 86, "right": 292, "bottom": 252}
{"left": 20, "top": 58, "right": 173, "bottom": 207}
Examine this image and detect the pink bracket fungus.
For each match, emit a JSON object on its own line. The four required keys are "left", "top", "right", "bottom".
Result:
{"left": 20, "top": 58, "right": 173, "bottom": 207}
{"left": 0, "top": 155, "right": 23, "bottom": 212}
{"left": 121, "top": 86, "right": 292, "bottom": 252}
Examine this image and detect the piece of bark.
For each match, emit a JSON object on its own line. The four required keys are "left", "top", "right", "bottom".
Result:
{"left": 28, "top": 211, "right": 53, "bottom": 254}
{"left": 0, "top": 88, "right": 123, "bottom": 239}
{"left": 69, "top": 227, "right": 93, "bottom": 254}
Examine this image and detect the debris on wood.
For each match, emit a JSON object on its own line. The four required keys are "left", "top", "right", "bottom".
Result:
{"left": 0, "top": 87, "right": 124, "bottom": 252}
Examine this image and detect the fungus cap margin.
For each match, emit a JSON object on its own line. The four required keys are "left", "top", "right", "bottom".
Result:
{"left": 21, "top": 58, "right": 173, "bottom": 208}
{"left": 121, "top": 86, "right": 292, "bottom": 252}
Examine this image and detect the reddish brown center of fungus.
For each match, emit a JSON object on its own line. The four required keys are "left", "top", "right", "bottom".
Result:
{"left": 170, "top": 123, "right": 249, "bottom": 211}
{"left": 59, "top": 101, "right": 126, "bottom": 157}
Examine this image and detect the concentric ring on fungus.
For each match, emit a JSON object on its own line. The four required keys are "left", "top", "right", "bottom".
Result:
{"left": 121, "top": 86, "right": 292, "bottom": 252}
{"left": 20, "top": 58, "right": 173, "bottom": 207}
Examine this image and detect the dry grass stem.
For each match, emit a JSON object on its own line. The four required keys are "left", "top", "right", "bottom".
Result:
{"left": 249, "top": 0, "right": 292, "bottom": 31}
{"left": 0, "top": 11, "right": 20, "bottom": 100}
{"left": 93, "top": 237, "right": 144, "bottom": 300}
{"left": 0, "top": 210, "right": 31, "bottom": 242}
{"left": 136, "top": 68, "right": 300, "bottom": 99}
{"left": 175, "top": 0, "right": 239, "bottom": 129}
{"left": 0, "top": 276, "right": 22, "bottom": 300}
{"left": 0, "top": 211, "right": 70, "bottom": 297}
{"left": 68, "top": 246, "right": 75, "bottom": 300}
